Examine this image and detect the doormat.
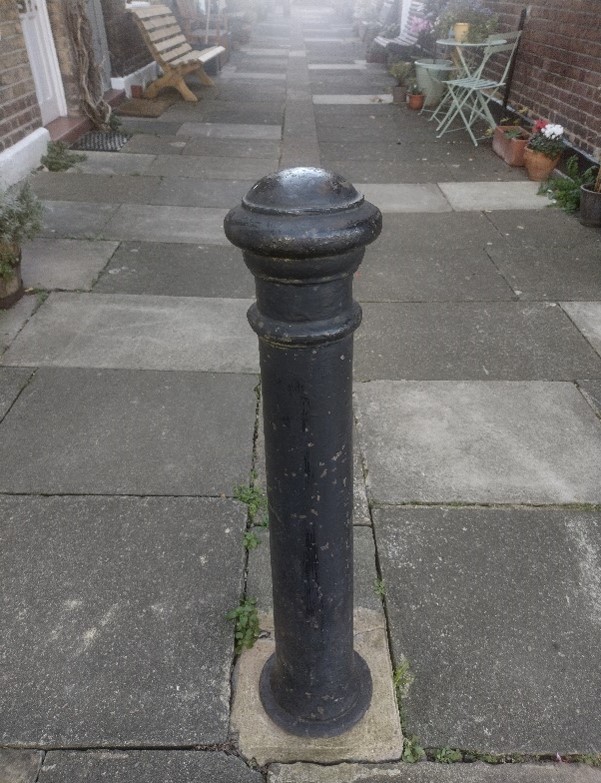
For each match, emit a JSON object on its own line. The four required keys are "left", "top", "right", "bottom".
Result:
{"left": 71, "top": 131, "right": 130, "bottom": 152}
{"left": 115, "top": 93, "right": 181, "bottom": 118}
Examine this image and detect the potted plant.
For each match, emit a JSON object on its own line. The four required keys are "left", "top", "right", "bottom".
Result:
{"left": 492, "top": 121, "right": 530, "bottom": 167}
{"left": 523, "top": 120, "right": 565, "bottom": 181}
{"left": 388, "top": 61, "right": 414, "bottom": 104}
{"left": 407, "top": 84, "right": 425, "bottom": 110}
{"left": 580, "top": 162, "right": 601, "bottom": 228}
{"left": 0, "top": 183, "right": 43, "bottom": 309}
{"left": 433, "top": 0, "right": 498, "bottom": 42}
{"left": 537, "top": 155, "right": 597, "bottom": 214}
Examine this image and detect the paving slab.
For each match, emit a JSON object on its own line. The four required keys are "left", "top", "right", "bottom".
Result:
{"left": 438, "top": 181, "right": 547, "bottom": 211}
{"left": 317, "top": 124, "right": 402, "bottom": 144}
{"left": 239, "top": 47, "right": 290, "bottom": 56}
{"left": 182, "top": 136, "right": 281, "bottom": 158}
{"left": 176, "top": 122, "right": 281, "bottom": 140}
{"left": 355, "top": 301, "right": 601, "bottom": 381}
{"left": 151, "top": 154, "right": 277, "bottom": 180}
{"left": 313, "top": 94, "right": 393, "bottom": 104}
{"left": 268, "top": 763, "right": 601, "bottom": 782}
{"left": 21, "top": 238, "right": 118, "bottom": 290}
{"left": 40, "top": 751, "right": 262, "bottom": 783}
{"left": 354, "top": 380, "right": 601, "bottom": 504}
{"left": 70, "top": 150, "right": 157, "bottom": 175}
{"left": 2, "top": 292, "right": 258, "bottom": 372}
{"left": 119, "top": 118, "right": 184, "bottom": 136}
{"left": 561, "top": 303, "right": 601, "bottom": 357}
{"left": 31, "top": 172, "right": 162, "bottom": 204}
{"left": 0, "top": 495, "right": 246, "bottom": 745}
{"left": 101, "top": 204, "right": 230, "bottom": 244}
{"left": 40, "top": 200, "right": 119, "bottom": 239}
{"left": 0, "top": 367, "right": 32, "bottom": 420}
{"left": 215, "top": 84, "right": 287, "bottom": 102}
{"left": 0, "top": 749, "right": 42, "bottom": 783}
{"left": 0, "top": 367, "right": 256, "bottom": 495}
{"left": 121, "top": 134, "right": 187, "bottom": 155}
{"left": 355, "top": 184, "right": 451, "bottom": 213}
{"left": 231, "top": 610, "right": 402, "bottom": 765}
{"left": 322, "top": 158, "right": 456, "bottom": 185}
{"left": 308, "top": 62, "right": 369, "bottom": 69}
{"left": 355, "top": 213, "right": 514, "bottom": 302}
{"left": 94, "top": 241, "right": 254, "bottom": 297}
{"left": 0, "top": 294, "right": 37, "bottom": 353}
{"left": 170, "top": 105, "right": 284, "bottom": 125}
{"left": 150, "top": 177, "right": 255, "bottom": 208}
{"left": 486, "top": 209, "right": 601, "bottom": 246}
{"left": 375, "top": 505, "right": 601, "bottom": 752}
{"left": 221, "top": 70, "right": 287, "bottom": 80}
{"left": 578, "top": 379, "right": 601, "bottom": 418}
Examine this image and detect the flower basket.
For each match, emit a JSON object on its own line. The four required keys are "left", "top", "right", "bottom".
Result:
{"left": 492, "top": 126, "right": 530, "bottom": 167}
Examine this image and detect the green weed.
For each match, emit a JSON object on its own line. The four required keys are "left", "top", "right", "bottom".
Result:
{"left": 226, "top": 597, "right": 260, "bottom": 654}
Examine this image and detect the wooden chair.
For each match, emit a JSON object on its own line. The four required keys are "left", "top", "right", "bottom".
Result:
{"left": 174, "top": 0, "right": 231, "bottom": 63}
{"left": 129, "top": 4, "right": 225, "bottom": 102}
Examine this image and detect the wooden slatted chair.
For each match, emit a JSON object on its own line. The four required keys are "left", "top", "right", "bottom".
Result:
{"left": 129, "top": 4, "right": 225, "bottom": 102}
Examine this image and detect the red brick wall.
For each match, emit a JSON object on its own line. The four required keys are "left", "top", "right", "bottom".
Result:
{"left": 0, "top": 5, "right": 42, "bottom": 153}
{"left": 99, "top": 0, "right": 152, "bottom": 76}
{"left": 486, "top": 0, "right": 601, "bottom": 158}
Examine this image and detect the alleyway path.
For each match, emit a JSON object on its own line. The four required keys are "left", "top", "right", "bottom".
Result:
{"left": 1, "top": 4, "right": 601, "bottom": 781}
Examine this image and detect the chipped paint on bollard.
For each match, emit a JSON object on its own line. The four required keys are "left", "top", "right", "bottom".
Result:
{"left": 224, "top": 167, "right": 382, "bottom": 738}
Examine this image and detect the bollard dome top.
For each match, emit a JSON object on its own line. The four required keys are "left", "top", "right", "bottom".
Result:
{"left": 242, "top": 167, "right": 364, "bottom": 215}
{"left": 224, "top": 166, "right": 382, "bottom": 261}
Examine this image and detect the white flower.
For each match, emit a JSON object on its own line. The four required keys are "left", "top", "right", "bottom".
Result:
{"left": 542, "top": 123, "right": 564, "bottom": 139}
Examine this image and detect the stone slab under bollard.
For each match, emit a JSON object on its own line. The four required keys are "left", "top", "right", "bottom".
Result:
{"left": 225, "top": 167, "right": 382, "bottom": 740}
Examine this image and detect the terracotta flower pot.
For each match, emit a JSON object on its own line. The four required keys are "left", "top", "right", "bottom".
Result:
{"left": 0, "top": 244, "right": 24, "bottom": 310}
{"left": 407, "top": 93, "right": 425, "bottom": 110}
{"left": 579, "top": 185, "right": 601, "bottom": 228}
{"left": 492, "top": 126, "right": 530, "bottom": 167}
{"left": 523, "top": 148, "right": 560, "bottom": 181}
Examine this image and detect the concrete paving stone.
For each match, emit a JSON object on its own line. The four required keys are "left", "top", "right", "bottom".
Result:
{"left": 308, "top": 62, "right": 369, "bottom": 70}
{"left": 310, "top": 80, "right": 393, "bottom": 96}
{"left": 561, "top": 303, "right": 601, "bottom": 357}
{"left": 214, "top": 84, "right": 287, "bottom": 101}
{"left": 443, "top": 151, "right": 527, "bottom": 182}
{"left": 94, "top": 241, "right": 254, "bottom": 298}
{"left": 239, "top": 47, "right": 290, "bottom": 56}
{"left": 2, "top": 292, "right": 258, "bottom": 372}
{"left": 485, "top": 241, "right": 601, "bottom": 301}
{"left": 119, "top": 118, "right": 184, "bottom": 136}
{"left": 231, "top": 609, "right": 401, "bottom": 765}
{"left": 151, "top": 154, "right": 277, "bottom": 180}
{"left": 317, "top": 124, "right": 403, "bottom": 143}
{"left": 0, "top": 749, "right": 42, "bottom": 783}
{"left": 169, "top": 104, "right": 284, "bottom": 125}
{"left": 231, "top": 57, "right": 290, "bottom": 71}
{"left": 21, "top": 238, "right": 118, "bottom": 291}
{"left": 268, "top": 763, "right": 601, "bottom": 782}
{"left": 120, "top": 134, "right": 187, "bottom": 155}
{"left": 439, "top": 181, "right": 547, "bottom": 211}
{"left": 220, "top": 70, "right": 287, "bottom": 80}
{"left": 70, "top": 150, "right": 157, "bottom": 175}
{"left": 0, "top": 495, "right": 246, "bottom": 745}
{"left": 31, "top": 172, "right": 162, "bottom": 204}
{"left": 40, "top": 200, "right": 119, "bottom": 239}
{"left": 0, "top": 367, "right": 32, "bottom": 420}
{"left": 313, "top": 94, "right": 393, "bottom": 104}
{"left": 319, "top": 141, "right": 441, "bottom": 162}
{"left": 375, "top": 505, "right": 601, "bottom": 752}
{"left": 40, "top": 751, "right": 262, "bottom": 783}
{"left": 101, "top": 204, "right": 230, "bottom": 244}
{"left": 0, "top": 294, "right": 37, "bottom": 353}
{"left": 0, "top": 368, "right": 256, "bottom": 495}
{"left": 322, "top": 157, "right": 452, "bottom": 184}
{"left": 356, "top": 217, "right": 514, "bottom": 303}
{"left": 355, "top": 380, "right": 601, "bottom": 504}
{"left": 355, "top": 183, "right": 452, "bottom": 212}
{"left": 355, "top": 301, "right": 601, "bottom": 381}
{"left": 176, "top": 122, "right": 281, "bottom": 139}
{"left": 577, "top": 379, "right": 601, "bottom": 418}
{"left": 182, "top": 136, "right": 281, "bottom": 158}
{"left": 150, "top": 177, "right": 255, "bottom": 208}
{"left": 246, "top": 526, "right": 383, "bottom": 614}
{"left": 486, "top": 210, "right": 601, "bottom": 246}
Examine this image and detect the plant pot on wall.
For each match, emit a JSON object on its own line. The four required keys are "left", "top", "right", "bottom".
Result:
{"left": 492, "top": 126, "right": 530, "bottom": 167}
{"left": 579, "top": 185, "right": 601, "bottom": 227}
{"left": 523, "top": 148, "right": 560, "bottom": 182}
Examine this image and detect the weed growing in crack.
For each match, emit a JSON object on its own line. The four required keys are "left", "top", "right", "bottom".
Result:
{"left": 393, "top": 656, "right": 414, "bottom": 698}
{"left": 226, "top": 598, "right": 260, "bottom": 654}
{"left": 374, "top": 578, "right": 386, "bottom": 598}
{"left": 402, "top": 735, "right": 426, "bottom": 763}
{"left": 233, "top": 483, "right": 267, "bottom": 524}
{"left": 434, "top": 747, "right": 463, "bottom": 764}
{"left": 243, "top": 530, "right": 260, "bottom": 551}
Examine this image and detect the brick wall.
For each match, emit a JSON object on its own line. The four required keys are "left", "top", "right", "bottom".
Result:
{"left": 486, "top": 0, "right": 601, "bottom": 159}
{"left": 99, "top": 0, "right": 153, "bottom": 76}
{"left": 0, "top": 4, "right": 42, "bottom": 153}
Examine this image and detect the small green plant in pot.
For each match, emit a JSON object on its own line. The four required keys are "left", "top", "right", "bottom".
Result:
{"left": 538, "top": 155, "right": 597, "bottom": 214}
{"left": 389, "top": 61, "right": 414, "bottom": 104}
{"left": 0, "top": 182, "right": 43, "bottom": 309}
{"left": 407, "top": 83, "right": 425, "bottom": 110}
{"left": 579, "top": 161, "right": 601, "bottom": 228}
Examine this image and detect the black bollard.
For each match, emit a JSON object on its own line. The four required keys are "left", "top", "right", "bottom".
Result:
{"left": 224, "top": 167, "right": 382, "bottom": 738}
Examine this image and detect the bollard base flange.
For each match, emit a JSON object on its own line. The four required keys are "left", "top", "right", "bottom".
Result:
{"left": 259, "top": 651, "right": 373, "bottom": 738}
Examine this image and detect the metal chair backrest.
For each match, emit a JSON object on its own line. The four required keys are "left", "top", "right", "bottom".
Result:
{"left": 479, "top": 32, "right": 521, "bottom": 85}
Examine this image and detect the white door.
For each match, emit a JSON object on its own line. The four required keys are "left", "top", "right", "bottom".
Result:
{"left": 18, "top": 0, "right": 67, "bottom": 125}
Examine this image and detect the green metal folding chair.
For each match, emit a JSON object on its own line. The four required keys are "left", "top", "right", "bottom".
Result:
{"left": 435, "top": 32, "right": 522, "bottom": 146}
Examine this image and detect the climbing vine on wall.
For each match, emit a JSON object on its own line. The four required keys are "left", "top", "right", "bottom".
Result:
{"left": 65, "top": 0, "right": 113, "bottom": 130}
